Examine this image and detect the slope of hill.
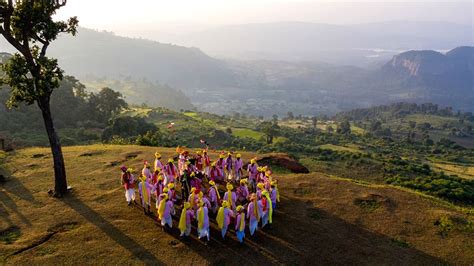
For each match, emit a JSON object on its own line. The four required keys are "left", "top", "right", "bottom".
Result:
{"left": 82, "top": 78, "right": 193, "bottom": 111}
{"left": 0, "top": 145, "right": 472, "bottom": 264}
{"left": 47, "top": 28, "right": 237, "bottom": 91}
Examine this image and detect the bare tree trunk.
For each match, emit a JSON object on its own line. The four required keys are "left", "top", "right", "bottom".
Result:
{"left": 38, "top": 98, "right": 68, "bottom": 197}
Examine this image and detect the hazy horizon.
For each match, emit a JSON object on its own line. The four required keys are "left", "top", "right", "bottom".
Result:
{"left": 55, "top": 1, "right": 473, "bottom": 40}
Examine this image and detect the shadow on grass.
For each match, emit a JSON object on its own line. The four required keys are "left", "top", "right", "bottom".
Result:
{"left": 63, "top": 195, "right": 163, "bottom": 265}
{"left": 133, "top": 195, "right": 447, "bottom": 265}
{"left": 0, "top": 174, "right": 36, "bottom": 226}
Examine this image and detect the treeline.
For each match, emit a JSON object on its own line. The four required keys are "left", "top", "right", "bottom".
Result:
{"left": 101, "top": 114, "right": 263, "bottom": 151}
{"left": 0, "top": 76, "right": 127, "bottom": 146}
{"left": 336, "top": 102, "right": 474, "bottom": 122}
{"left": 83, "top": 77, "right": 194, "bottom": 111}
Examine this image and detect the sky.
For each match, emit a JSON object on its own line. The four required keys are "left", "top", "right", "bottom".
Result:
{"left": 55, "top": 0, "right": 473, "bottom": 37}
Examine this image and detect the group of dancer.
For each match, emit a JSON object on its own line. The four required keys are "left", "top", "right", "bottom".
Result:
{"left": 120, "top": 148, "right": 280, "bottom": 244}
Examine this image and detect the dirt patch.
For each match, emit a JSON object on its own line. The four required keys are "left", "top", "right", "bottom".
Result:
{"left": 124, "top": 152, "right": 141, "bottom": 160}
{"left": 31, "top": 154, "right": 46, "bottom": 158}
{"left": 47, "top": 222, "right": 79, "bottom": 233}
{"left": 353, "top": 193, "right": 392, "bottom": 212}
{"left": 256, "top": 153, "right": 309, "bottom": 173}
{"left": 79, "top": 150, "right": 105, "bottom": 157}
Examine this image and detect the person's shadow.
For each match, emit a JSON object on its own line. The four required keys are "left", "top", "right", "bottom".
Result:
{"left": 63, "top": 195, "right": 163, "bottom": 265}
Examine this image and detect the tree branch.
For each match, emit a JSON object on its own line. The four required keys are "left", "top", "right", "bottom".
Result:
{"left": 40, "top": 42, "right": 50, "bottom": 59}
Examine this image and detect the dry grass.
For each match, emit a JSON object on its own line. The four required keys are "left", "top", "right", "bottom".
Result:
{"left": 433, "top": 162, "right": 474, "bottom": 180}
{"left": 0, "top": 145, "right": 473, "bottom": 264}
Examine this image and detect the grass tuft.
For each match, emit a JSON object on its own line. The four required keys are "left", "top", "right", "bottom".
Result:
{"left": 0, "top": 226, "right": 21, "bottom": 245}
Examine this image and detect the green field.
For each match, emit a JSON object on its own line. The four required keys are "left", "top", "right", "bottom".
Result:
{"left": 318, "top": 144, "right": 365, "bottom": 154}
{"left": 183, "top": 112, "right": 198, "bottom": 118}
{"left": 232, "top": 128, "right": 264, "bottom": 140}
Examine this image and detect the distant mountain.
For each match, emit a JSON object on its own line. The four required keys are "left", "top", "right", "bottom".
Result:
{"left": 166, "top": 21, "right": 473, "bottom": 66}
{"left": 47, "top": 28, "right": 237, "bottom": 91}
{"left": 371, "top": 46, "right": 474, "bottom": 111}
{"left": 1, "top": 27, "right": 471, "bottom": 116}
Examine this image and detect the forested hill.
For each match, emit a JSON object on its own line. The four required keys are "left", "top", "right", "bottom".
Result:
{"left": 0, "top": 52, "right": 193, "bottom": 111}
{"left": 336, "top": 102, "right": 474, "bottom": 122}
{"left": 368, "top": 46, "right": 474, "bottom": 111}
{"left": 48, "top": 28, "right": 237, "bottom": 91}
{"left": 81, "top": 78, "right": 193, "bottom": 110}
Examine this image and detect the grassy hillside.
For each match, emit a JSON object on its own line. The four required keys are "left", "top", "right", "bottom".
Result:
{"left": 82, "top": 78, "right": 193, "bottom": 111}
{"left": 0, "top": 145, "right": 473, "bottom": 264}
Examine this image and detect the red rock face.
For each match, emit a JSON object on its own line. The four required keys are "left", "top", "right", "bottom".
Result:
{"left": 248, "top": 153, "right": 310, "bottom": 173}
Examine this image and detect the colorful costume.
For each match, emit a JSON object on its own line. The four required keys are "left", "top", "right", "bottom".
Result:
{"left": 256, "top": 182, "right": 265, "bottom": 199}
{"left": 189, "top": 172, "right": 202, "bottom": 190}
{"left": 154, "top": 152, "right": 164, "bottom": 172}
{"left": 178, "top": 152, "right": 188, "bottom": 175}
{"left": 153, "top": 176, "right": 164, "bottom": 209}
{"left": 203, "top": 151, "right": 211, "bottom": 176}
{"left": 247, "top": 160, "right": 258, "bottom": 191}
{"left": 158, "top": 194, "right": 175, "bottom": 228}
{"left": 235, "top": 205, "right": 246, "bottom": 243}
{"left": 225, "top": 154, "right": 233, "bottom": 180}
{"left": 200, "top": 194, "right": 212, "bottom": 210}
{"left": 236, "top": 179, "right": 249, "bottom": 204}
{"left": 209, "top": 163, "right": 221, "bottom": 182}
{"left": 234, "top": 154, "right": 244, "bottom": 181}
{"left": 223, "top": 183, "right": 237, "bottom": 210}
{"left": 217, "top": 201, "right": 234, "bottom": 239}
{"left": 142, "top": 162, "right": 152, "bottom": 181}
{"left": 138, "top": 175, "right": 153, "bottom": 214}
{"left": 197, "top": 201, "right": 210, "bottom": 241}
{"left": 179, "top": 202, "right": 194, "bottom": 237}
{"left": 260, "top": 190, "right": 273, "bottom": 228}
{"left": 163, "top": 159, "right": 178, "bottom": 185}
{"left": 270, "top": 181, "right": 280, "bottom": 210}
{"left": 120, "top": 166, "right": 135, "bottom": 205}
{"left": 208, "top": 180, "right": 220, "bottom": 214}
{"left": 188, "top": 187, "right": 199, "bottom": 210}
{"left": 216, "top": 156, "right": 226, "bottom": 180}
{"left": 247, "top": 193, "right": 262, "bottom": 236}
{"left": 167, "top": 182, "right": 177, "bottom": 203}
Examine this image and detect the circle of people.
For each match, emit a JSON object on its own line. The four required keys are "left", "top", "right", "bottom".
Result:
{"left": 120, "top": 149, "right": 280, "bottom": 244}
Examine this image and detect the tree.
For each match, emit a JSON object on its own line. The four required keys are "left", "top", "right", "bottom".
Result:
{"left": 88, "top": 87, "right": 127, "bottom": 123}
{"left": 102, "top": 116, "right": 157, "bottom": 141}
{"left": 286, "top": 111, "right": 294, "bottom": 120}
{"left": 337, "top": 120, "right": 351, "bottom": 135}
{"left": 311, "top": 117, "right": 318, "bottom": 134}
{"left": 0, "top": 0, "right": 78, "bottom": 196}
{"left": 272, "top": 114, "right": 278, "bottom": 124}
{"left": 327, "top": 125, "right": 334, "bottom": 133}
{"left": 370, "top": 121, "right": 382, "bottom": 132}
{"left": 259, "top": 121, "right": 280, "bottom": 144}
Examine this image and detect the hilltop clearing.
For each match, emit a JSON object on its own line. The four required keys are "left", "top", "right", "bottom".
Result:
{"left": 0, "top": 145, "right": 472, "bottom": 264}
